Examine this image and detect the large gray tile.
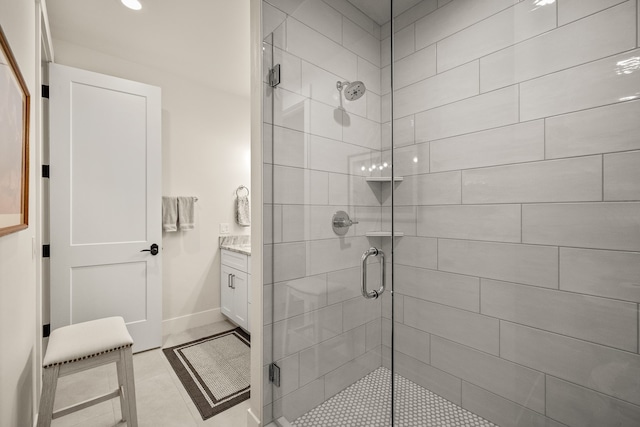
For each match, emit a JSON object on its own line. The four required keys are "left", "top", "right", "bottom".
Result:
{"left": 365, "top": 318, "right": 382, "bottom": 352}
{"left": 395, "top": 265, "right": 480, "bottom": 312}
{"left": 392, "top": 171, "right": 461, "bottom": 206}
{"left": 430, "top": 120, "right": 544, "bottom": 173}
{"left": 392, "top": 351, "right": 462, "bottom": 405}
{"left": 462, "top": 382, "right": 565, "bottom": 427}
{"left": 306, "top": 236, "right": 369, "bottom": 276}
{"left": 393, "top": 24, "right": 416, "bottom": 60}
{"left": 285, "top": 17, "right": 357, "bottom": 80}
{"left": 273, "top": 87, "right": 308, "bottom": 133}
{"left": 546, "top": 376, "right": 640, "bottom": 427}
{"left": 404, "top": 297, "right": 499, "bottom": 355}
{"left": 269, "top": 353, "right": 300, "bottom": 401}
{"left": 274, "top": 378, "right": 325, "bottom": 422}
{"left": 394, "top": 61, "right": 479, "bottom": 118}
{"left": 462, "top": 156, "right": 602, "bottom": 204}
{"left": 391, "top": 236, "right": 438, "bottom": 270}
{"left": 482, "top": 279, "right": 638, "bottom": 351}
{"left": 342, "top": 112, "right": 380, "bottom": 151}
{"left": 604, "top": 150, "right": 640, "bottom": 201}
{"left": 522, "top": 202, "right": 640, "bottom": 251}
{"left": 327, "top": 267, "right": 361, "bottom": 305}
{"left": 322, "top": 0, "right": 380, "bottom": 40}
{"left": 431, "top": 336, "right": 546, "bottom": 413}
{"left": 558, "top": 0, "right": 628, "bottom": 25}
{"left": 394, "top": 0, "right": 438, "bottom": 33}
{"left": 437, "top": 0, "right": 557, "bottom": 72}
{"left": 273, "top": 126, "right": 306, "bottom": 168}
{"left": 273, "top": 166, "right": 305, "bottom": 205}
{"left": 324, "top": 350, "right": 381, "bottom": 399}
{"left": 342, "top": 17, "right": 380, "bottom": 66}
{"left": 290, "top": 0, "right": 343, "bottom": 44}
{"left": 417, "top": 205, "right": 521, "bottom": 243}
{"left": 482, "top": 2, "right": 637, "bottom": 93}
{"left": 273, "top": 242, "right": 306, "bottom": 282}
{"left": 415, "top": 0, "right": 515, "bottom": 49}
{"left": 342, "top": 296, "right": 382, "bottom": 332}
{"left": 308, "top": 135, "right": 375, "bottom": 175}
{"left": 381, "top": 142, "right": 430, "bottom": 177}
{"left": 415, "top": 85, "right": 520, "bottom": 141}
{"left": 272, "top": 274, "right": 327, "bottom": 322}
{"left": 501, "top": 322, "right": 640, "bottom": 406}
{"left": 439, "top": 239, "right": 559, "bottom": 289}
{"left": 545, "top": 100, "right": 640, "bottom": 159}
{"left": 520, "top": 47, "right": 640, "bottom": 121}
{"left": 382, "top": 321, "right": 430, "bottom": 363}
{"left": 394, "top": 45, "right": 437, "bottom": 89}
{"left": 272, "top": 303, "right": 343, "bottom": 360}
{"left": 299, "top": 325, "right": 366, "bottom": 386}
{"left": 560, "top": 247, "right": 640, "bottom": 303}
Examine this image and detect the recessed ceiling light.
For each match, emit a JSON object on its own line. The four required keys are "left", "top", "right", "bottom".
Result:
{"left": 121, "top": 0, "right": 142, "bottom": 10}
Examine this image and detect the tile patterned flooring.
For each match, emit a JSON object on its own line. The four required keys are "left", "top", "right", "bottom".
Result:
{"left": 291, "top": 368, "right": 496, "bottom": 427}
{"left": 50, "top": 320, "right": 249, "bottom": 427}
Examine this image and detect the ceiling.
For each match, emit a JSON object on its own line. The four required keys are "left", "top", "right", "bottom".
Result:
{"left": 46, "top": 0, "right": 250, "bottom": 98}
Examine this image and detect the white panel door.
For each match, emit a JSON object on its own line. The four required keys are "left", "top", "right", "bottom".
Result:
{"left": 49, "top": 63, "right": 162, "bottom": 352}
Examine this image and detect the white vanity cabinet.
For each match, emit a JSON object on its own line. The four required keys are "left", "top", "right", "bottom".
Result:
{"left": 220, "top": 249, "right": 250, "bottom": 332}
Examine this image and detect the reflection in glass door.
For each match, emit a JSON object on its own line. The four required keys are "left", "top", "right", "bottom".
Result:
{"left": 262, "top": 0, "right": 394, "bottom": 424}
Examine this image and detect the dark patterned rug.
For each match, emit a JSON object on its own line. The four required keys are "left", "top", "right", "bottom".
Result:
{"left": 163, "top": 327, "right": 250, "bottom": 420}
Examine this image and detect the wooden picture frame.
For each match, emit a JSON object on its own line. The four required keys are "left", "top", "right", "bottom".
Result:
{"left": 0, "top": 25, "right": 30, "bottom": 237}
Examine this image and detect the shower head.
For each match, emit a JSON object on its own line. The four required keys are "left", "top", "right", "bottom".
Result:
{"left": 336, "top": 80, "right": 366, "bottom": 101}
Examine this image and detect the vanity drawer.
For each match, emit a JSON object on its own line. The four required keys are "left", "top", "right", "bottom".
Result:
{"left": 221, "top": 249, "right": 248, "bottom": 271}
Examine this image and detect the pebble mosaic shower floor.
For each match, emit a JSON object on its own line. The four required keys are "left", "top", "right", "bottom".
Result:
{"left": 291, "top": 367, "right": 497, "bottom": 427}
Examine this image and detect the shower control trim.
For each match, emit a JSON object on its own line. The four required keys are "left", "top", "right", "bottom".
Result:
{"left": 332, "top": 210, "right": 359, "bottom": 235}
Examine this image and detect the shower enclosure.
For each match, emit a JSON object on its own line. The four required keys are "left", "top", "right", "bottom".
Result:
{"left": 261, "top": 0, "right": 640, "bottom": 425}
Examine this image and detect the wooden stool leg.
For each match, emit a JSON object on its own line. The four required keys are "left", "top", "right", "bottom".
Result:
{"left": 122, "top": 347, "right": 138, "bottom": 427}
{"left": 116, "top": 354, "right": 130, "bottom": 423}
{"left": 37, "top": 365, "right": 60, "bottom": 427}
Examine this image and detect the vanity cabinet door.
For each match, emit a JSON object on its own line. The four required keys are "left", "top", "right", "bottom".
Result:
{"left": 220, "top": 264, "right": 235, "bottom": 320}
{"left": 220, "top": 263, "right": 248, "bottom": 331}
{"left": 231, "top": 269, "right": 248, "bottom": 330}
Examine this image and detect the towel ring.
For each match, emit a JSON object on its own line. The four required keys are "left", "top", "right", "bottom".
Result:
{"left": 236, "top": 185, "right": 249, "bottom": 197}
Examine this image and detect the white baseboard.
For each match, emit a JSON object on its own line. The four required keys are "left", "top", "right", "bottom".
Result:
{"left": 162, "top": 308, "right": 225, "bottom": 336}
{"left": 247, "top": 408, "right": 261, "bottom": 427}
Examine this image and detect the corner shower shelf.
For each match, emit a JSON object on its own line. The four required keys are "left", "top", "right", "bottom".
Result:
{"left": 365, "top": 231, "right": 404, "bottom": 237}
{"left": 365, "top": 176, "right": 404, "bottom": 182}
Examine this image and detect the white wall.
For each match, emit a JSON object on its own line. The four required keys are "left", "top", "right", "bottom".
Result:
{"left": 0, "top": 0, "right": 38, "bottom": 425}
{"left": 51, "top": 39, "right": 251, "bottom": 328}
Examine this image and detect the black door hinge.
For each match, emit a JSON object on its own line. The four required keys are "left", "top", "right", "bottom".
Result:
{"left": 42, "top": 244, "right": 50, "bottom": 258}
{"left": 42, "top": 165, "right": 50, "bottom": 178}
{"left": 269, "top": 64, "right": 281, "bottom": 88}
{"left": 269, "top": 363, "right": 281, "bottom": 387}
{"left": 43, "top": 324, "right": 51, "bottom": 338}
{"left": 42, "top": 85, "right": 49, "bottom": 99}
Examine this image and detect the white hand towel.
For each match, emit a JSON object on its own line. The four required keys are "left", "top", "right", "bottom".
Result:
{"left": 162, "top": 197, "right": 178, "bottom": 232}
{"left": 177, "top": 196, "right": 195, "bottom": 231}
{"left": 236, "top": 195, "right": 250, "bottom": 227}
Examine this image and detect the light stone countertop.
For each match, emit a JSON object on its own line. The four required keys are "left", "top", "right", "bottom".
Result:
{"left": 219, "top": 235, "right": 251, "bottom": 256}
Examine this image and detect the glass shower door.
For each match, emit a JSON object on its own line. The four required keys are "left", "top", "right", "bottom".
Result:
{"left": 262, "top": 1, "right": 394, "bottom": 425}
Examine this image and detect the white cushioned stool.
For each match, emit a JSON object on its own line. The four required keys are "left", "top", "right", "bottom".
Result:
{"left": 37, "top": 317, "right": 138, "bottom": 427}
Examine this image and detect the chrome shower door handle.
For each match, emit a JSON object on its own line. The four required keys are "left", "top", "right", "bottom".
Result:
{"left": 361, "top": 247, "right": 386, "bottom": 300}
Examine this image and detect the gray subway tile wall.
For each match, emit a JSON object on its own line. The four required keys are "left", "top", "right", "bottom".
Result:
{"left": 386, "top": 0, "right": 640, "bottom": 425}
{"left": 264, "top": 0, "right": 640, "bottom": 425}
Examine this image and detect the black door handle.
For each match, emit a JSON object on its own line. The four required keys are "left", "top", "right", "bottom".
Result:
{"left": 140, "top": 243, "right": 159, "bottom": 256}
